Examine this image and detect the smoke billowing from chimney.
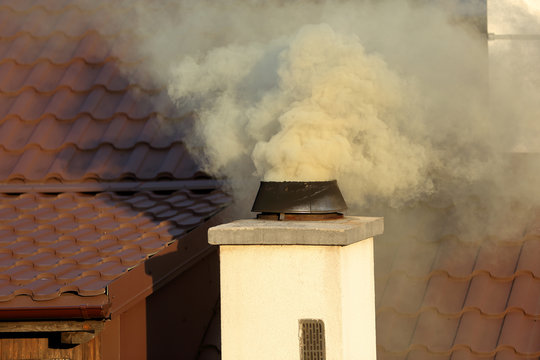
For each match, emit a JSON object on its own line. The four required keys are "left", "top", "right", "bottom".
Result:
{"left": 168, "top": 22, "right": 432, "bottom": 207}
{"left": 87, "top": 0, "right": 538, "bottom": 232}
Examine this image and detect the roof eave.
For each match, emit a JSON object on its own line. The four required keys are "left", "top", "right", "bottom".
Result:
{"left": 0, "top": 294, "right": 111, "bottom": 321}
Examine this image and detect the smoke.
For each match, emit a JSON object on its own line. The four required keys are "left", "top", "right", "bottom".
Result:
{"left": 74, "top": 1, "right": 540, "bottom": 353}
{"left": 87, "top": 0, "right": 538, "bottom": 231}
{"left": 168, "top": 22, "right": 433, "bottom": 207}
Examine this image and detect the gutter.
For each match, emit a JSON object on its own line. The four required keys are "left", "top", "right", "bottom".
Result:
{"left": 0, "top": 294, "right": 111, "bottom": 321}
{"left": 0, "top": 304, "right": 110, "bottom": 321}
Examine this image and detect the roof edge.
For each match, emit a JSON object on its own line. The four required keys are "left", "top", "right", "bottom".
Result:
{"left": 0, "top": 305, "right": 109, "bottom": 321}
{"left": 0, "top": 294, "right": 111, "bottom": 321}
{"left": 0, "top": 179, "right": 223, "bottom": 193}
{"left": 107, "top": 209, "right": 229, "bottom": 317}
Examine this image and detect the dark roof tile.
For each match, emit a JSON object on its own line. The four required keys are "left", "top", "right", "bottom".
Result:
{"left": 26, "top": 250, "right": 59, "bottom": 268}
{"left": 422, "top": 275, "right": 469, "bottom": 314}
{"left": 474, "top": 240, "right": 522, "bottom": 277}
{"left": 0, "top": 252, "right": 16, "bottom": 270}
{"left": 0, "top": 204, "right": 18, "bottom": 219}
{"left": 51, "top": 239, "right": 81, "bottom": 257}
{"left": 71, "top": 32, "right": 111, "bottom": 63}
{"left": 56, "top": 266, "right": 83, "bottom": 282}
{"left": 454, "top": 311, "right": 503, "bottom": 353}
{"left": 0, "top": 278, "right": 20, "bottom": 299}
{"left": 516, "top": 236, "right": 540, "bottom": 276}
{"left": 379, "top": 275, "right": 427, "bottom": 314}
{"left": 92, "top": 260, "right": 126, "bottom": 280}
{"left": 26, "top": 277, "right": 64, "bottom": 300}
{"left": 498, "top": 312, "right": 540, "bottom": 354}
{"left": 26, "top": 227, "right": 57, "bottom": 244}
{"left": 70, "top": 275, "right": 108, "bottom": 296}
{"left": 464, "top": 274, "right": 513, "bottom": 314}
{"left": 432, "top": 239, "right": 480, "bottom": 277}
{"left": 377, "top": 208, "right": 540, "bottom": 360}
{"left": 7, "top": 264, "right": 40, "bottom": 283}
{"left": 0, "top": 190, "right": 230, "bottom": 303}
{"left": 389, "top": 238, "right": 439, "bottom": 276}
{"left": 507, "top": 274, "right": 540, "bottom": 316}
{"left": 410, "top": 311, "right": 459, "bottom": 352}
{"left": 28, "top": 206, "right": 58, "bottom": 222}
{"left": 376, "top": 311, "right": 417, "bottom": 352}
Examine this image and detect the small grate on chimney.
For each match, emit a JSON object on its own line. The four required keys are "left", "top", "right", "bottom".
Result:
{"left": 299, "top": 319, "right": 326, "bottom": 360}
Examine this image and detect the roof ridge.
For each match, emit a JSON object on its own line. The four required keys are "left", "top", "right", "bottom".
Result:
{"left": 376, "top": 305, "right": 540, "bottom": 320}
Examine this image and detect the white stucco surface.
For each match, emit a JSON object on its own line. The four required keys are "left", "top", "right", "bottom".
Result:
{"left": 215, "top": 218, "right": 378, "bottom": 360}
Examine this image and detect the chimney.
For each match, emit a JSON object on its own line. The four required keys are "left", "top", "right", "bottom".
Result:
{"left": 208, "top": 181, "right": 383, "bottom": 360}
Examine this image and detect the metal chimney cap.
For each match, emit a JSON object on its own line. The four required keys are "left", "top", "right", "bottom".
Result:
{"left": 251, "top": 180, "right": 347, "bottom": 215}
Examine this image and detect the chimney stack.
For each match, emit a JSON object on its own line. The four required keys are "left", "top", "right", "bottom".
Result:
{"left": 208, "top": 182, "right": 383, "bottom": 360}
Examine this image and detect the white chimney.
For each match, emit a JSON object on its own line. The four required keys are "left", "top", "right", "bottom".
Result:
{"left": 208, "top": 216, "right": 383, "bottom": 360}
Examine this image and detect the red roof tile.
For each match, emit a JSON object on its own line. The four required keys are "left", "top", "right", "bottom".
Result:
{"left": 0, "top": 189, "right": 229, "bottom": 305}
{"left": 376, "top": 213, "right": 540, "bottom": 360}
{"left": 0, "top": 1, "right": 201, "bottom": 184}
{"left": 0, "top": 0, "right": 229, "bottom": 325}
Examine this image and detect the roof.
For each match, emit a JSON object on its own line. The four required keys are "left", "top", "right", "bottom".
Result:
{"left": 0, "top": 1, "right": 203, "bottom": 186}
{"left": 375, "top": 205, "right": 540, "bottom": 359}
{"left": 0, "top": 0, "right": 229, "bottom": 320}
{"left": 0, "top": 190, "right": 228, "bottom": 317}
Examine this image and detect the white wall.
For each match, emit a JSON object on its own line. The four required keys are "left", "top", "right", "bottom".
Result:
{"left": 219, "top": 240, "right": 376, "bottom": 360}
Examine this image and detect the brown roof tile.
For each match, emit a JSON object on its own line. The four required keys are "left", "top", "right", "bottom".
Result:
{"left": 0, "top": 0, "right": 230, "bottom": 324}
{"left": 422, "top": 275, "right": 469, "bottom": 314}
{"left": 376, "top": 212, "right": 540, "bottom": 360}
{"left": 516, "top": 236, "right": 540, "bottom": 276}
{"left": 464, "top": 274, "right": 513, "bottom": 314}
{"left": 0, "top": 189, "right": 229, "bottom": 307}
{"left": 0, "top": 1, "right": 201, "bottom": 184}
{"left": 499, "top": 312, "right": 540, "bottom": 354}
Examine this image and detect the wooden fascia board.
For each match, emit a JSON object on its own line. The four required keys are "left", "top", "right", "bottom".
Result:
{"left": 0, "top": 319, "right": 105, "bottom": 333}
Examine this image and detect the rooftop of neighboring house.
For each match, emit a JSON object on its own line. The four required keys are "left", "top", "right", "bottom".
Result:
{"left": 375, "top": 201, "right": 540, "bottom": 360}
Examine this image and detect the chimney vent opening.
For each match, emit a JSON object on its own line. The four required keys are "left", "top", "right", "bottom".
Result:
{"left": 299, "top": 319, "right": 326, "bottom": 360}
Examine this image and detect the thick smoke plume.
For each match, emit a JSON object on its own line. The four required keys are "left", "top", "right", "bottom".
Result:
{"left": 168, "top": 22, "right": 432, "bottom": 207}
{"left": 90, "top": 0, "right": 538, "bottom": 232}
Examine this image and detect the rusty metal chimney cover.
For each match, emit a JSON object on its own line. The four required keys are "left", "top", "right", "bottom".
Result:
{"left": 251, "top": 180, "right": 347, "bottom": 219}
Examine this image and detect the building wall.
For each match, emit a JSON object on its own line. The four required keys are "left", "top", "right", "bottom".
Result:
{"left": 145, "top": 250, "right": 220, "bottom": 360}
{"left": 0, "top": 333, "right": 100, "bottom": 360}
{"left": 101, "top": 250, "right": 220, "bottom": 360}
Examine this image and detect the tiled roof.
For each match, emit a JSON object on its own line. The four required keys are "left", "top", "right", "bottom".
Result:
{"left": 375, "top": 208, "right": 540, "bottom": 360}
{"left": 0, "top": 189, "right": 228, "bottom": 305}
{"left": 0, "top": 0, "right": 200, "bottom": 184}
{"left": 0, "top": 0, "right": 227, "bottom": 320}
